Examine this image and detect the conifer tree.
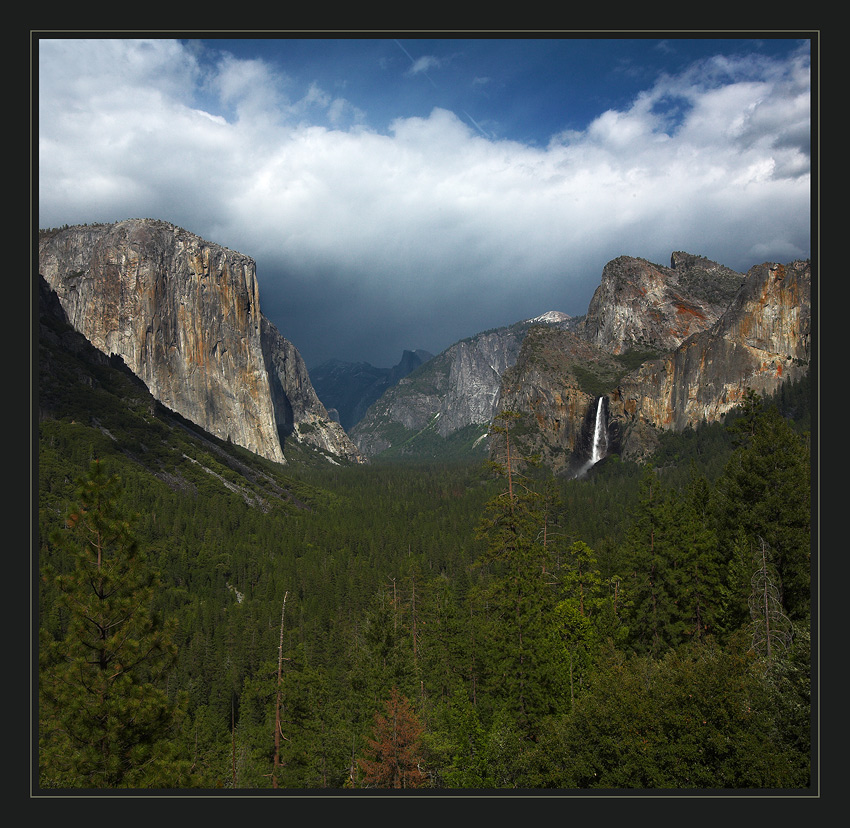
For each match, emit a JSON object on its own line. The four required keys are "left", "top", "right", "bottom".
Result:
{"left": 553, "top": 541, "right": 605, "bottom": 710}
{"left": 670, "top": 470, "right": 723, "bottom": 643}
{"left": 473, "top": 411, "right": 560, "bottom": 728}
{"left": 424, "top": 683, "right": 490, "bottom": 788}
{"left": 39, "top": 460, "right": 189, "bottom": 788}
{"left": 623, "top": 466, "right": 724, "bottom": 653}
{"left": 621, "top": 465, "right": 678, "bottom": 657}
{"left": 716, "top": 393, "right": 811, "bottom": 620}
{"left": 358, "top": 686, "right": 428, "bottom": 788}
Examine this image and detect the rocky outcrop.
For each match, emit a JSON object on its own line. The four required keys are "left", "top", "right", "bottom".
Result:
{"left": 38, "top": 219, "right": 364, "bottom": 465}
{"left": 494, "top": 327, "right": 626, "bottom": 474}
{"left": 349, "top": 322, "right": 535, "bottom": 458}
{"left": 260, "top": 317, "right": 365, "bottom": 464}
{"left": 493, "top": 256, "right": 810, "bottom": 471}
{"left": 348, "top": 250, "right": 758, "bottom": 465}
{"left": 614, "top": 259, "right": 811, "bottom": 453}
{"left": 578, "top": 252, "right": 744, "bottom": 355}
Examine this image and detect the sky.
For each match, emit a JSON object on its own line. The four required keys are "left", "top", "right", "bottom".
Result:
{"left": 36, "top": 34, "right": 813, "bottom": 369}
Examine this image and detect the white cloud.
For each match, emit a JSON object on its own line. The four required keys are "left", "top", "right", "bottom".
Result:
{"left": 408, "top": 55, "right": 443, "bottom": 76}
{"left": 37, "top": 38, "right": 811, "bottom": 366}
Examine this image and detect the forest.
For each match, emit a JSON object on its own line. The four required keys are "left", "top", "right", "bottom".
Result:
{"left": 35, "top": 320, "right": 813, "bottom": 793}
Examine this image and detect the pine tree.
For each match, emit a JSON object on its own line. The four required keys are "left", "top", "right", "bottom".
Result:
{"left": 425, "top": 683, "right": 490, "bottom": 788}
{"left": 39, "top": 460, "right": 189, "bottom": 788}
{"left": 553, "top": 541, "right": 605, "bottom": 710}
{"left": 670, "top": 470, "right": 723, "bottom": 643}
{"left": 716, "top": 394, "right": 811, "bottom": 620}
{"left": 621, "top": 465, "right": 679, "bottom": 657}
{"left": 358, "top": 687, "right": 428, "bottom": 788}
{"left": 472, "top": 412, "right": 560, "bottom": 728}
{"left": 622, "top": 466, "right": 724, "bottom": 654}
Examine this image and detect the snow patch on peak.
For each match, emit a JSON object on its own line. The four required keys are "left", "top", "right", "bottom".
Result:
{"left": 527, "top": 311, "right": 571, "bottom": 324}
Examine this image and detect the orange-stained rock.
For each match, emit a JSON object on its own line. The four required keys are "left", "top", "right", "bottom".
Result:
{"left": 38, "top": 219, "right": 365, "bottom": 465}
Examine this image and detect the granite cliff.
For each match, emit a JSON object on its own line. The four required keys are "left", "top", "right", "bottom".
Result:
{"left": 494, "top": 326, "right": 630, "bottom": 474}
{"left": 578, "top": 252, "right": 745, "bottom": 354}
{"left": 38, "top": 219, "right": 364, "bottom": 466}
{"left": 348, "top": 319, "right": 561, "bottom": 458}
{"left": 613, "top": 258, "right": 811, "bottom": 453}
{"left": 347, "top": 248, "right": 809, "bottom": 471}
{"left": 38, "top": 219, "right": 808, "bottom": 472}
{"left": 494, "top": 254, "right": 811, "bottom": 473}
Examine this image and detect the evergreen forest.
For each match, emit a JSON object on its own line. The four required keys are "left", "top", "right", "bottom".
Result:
{"left": 35, "top": 302, "right": 814, "bottom": 793}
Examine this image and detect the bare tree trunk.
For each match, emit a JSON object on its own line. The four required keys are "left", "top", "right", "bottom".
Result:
{"left": 505, "top": 419, "right": 514, "bottom": 512}
{"left": 272, "top": 591, "right": 288, "bottom": 789}
{"left": 410, "top": 573, "right": 419, "bottom": 664}
{"left": 231, "top": 695, "right": 237, "bottom": 788}
{"left": 759, "top": 540, "right": 772, "bottom": 661}
{"left": 389, "top": 576, "right": 397, "bottom": 633}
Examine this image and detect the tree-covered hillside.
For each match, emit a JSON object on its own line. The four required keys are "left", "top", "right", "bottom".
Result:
{"left": 35, "top": 281, "right": 813, "bottom": 792}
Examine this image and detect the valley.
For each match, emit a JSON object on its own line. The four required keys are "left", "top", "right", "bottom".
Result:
{"left": 35, "top": 220, "right": 814, "bottom": 792}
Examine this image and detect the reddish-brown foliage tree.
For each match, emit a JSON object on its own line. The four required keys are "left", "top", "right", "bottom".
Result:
{"left": 358, "top": 687, "right": 427, "bottom": 788}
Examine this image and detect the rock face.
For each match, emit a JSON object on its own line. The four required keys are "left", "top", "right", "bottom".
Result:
{"left": 494, "top": 254, "right": 811, "bottom": 471}
{"left": 260, "top": 317, "right": 365, "bottom": 464}
{"left": 349, "top": 250, "right": 773, "bottom": 467}
{"left": 615, "top": 259, "right": 811, "bottom": 450}
{"left": 349, "top": 322, "right": 538, "bottom": 458}
{"left": 493, "top": 326, "right": 627, "bottom": 474}
{"left": 39, "top": 220, "right": 808, "bottom": 472}
{"left": 38, "top": 219, "right": 364, "bottom": 465}
{"left": 578, "top": 252, "right": 744, "bottom": 354}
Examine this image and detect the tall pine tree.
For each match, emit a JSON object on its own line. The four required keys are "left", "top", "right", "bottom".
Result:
{"left": 621, "top": 465, "right": 679, "bottom": 657}
{"left": 716, "top": 391, "right": 811, "bottom": 621}
{"left": 472, "top": 412, "right": 561, "bottom": 730}
{"left": 39, "top": 460, "right": 190, "bottom": 788}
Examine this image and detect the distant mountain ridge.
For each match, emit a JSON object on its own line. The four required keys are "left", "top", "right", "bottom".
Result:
{"left": 310, "top": 349, "right": 434, "bottom": 432}
{"left": 349, "top": 316, "right": 573, "bottom": 459}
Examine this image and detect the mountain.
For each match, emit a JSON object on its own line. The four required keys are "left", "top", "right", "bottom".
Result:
{"left": 38, "top": 219, "right": 364, "bottom": 466}
{"left": 577, "top": 251, "right": 745, "bottom": 354}
{"left": 350, "top": 250, "right": 809, "bottom": 471}
{"left": 310, "top": 349, "right": 434, "bottom": 432}
{"left": 37, "top": 272, "right": 337, "bottom": 514}
{"left": 348, "top": 316, "right": 572, "bottom": 459}
{"left": 38, "top": 220, "right": 809, "bottom": 474}
{"left": 614, "top": 258, "right": 811, "bottom": 444}
{"left": 494, "top": 255, "right": 811, "bottom": 474}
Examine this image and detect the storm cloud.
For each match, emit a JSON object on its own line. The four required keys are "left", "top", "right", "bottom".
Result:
{"left": 37, "top": 37, "right": 812, "bottom": 368}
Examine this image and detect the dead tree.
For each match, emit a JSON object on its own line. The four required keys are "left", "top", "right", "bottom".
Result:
{"left": 749, "top": 538, "right": 792, "bottom": 660}
{"left": 272, "top": 591, "right": 288, "bottom": 788}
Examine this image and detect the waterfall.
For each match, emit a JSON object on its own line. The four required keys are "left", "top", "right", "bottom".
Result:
{"left": 575, "top": 396, "right": 608, "bottom": 478}
{"left": 590, "top": 396, "right": 608, "bottom": 466}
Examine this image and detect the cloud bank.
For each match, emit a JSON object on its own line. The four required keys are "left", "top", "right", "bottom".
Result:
{"left": 37, "top": 38, "right": 811, "bottom": 368}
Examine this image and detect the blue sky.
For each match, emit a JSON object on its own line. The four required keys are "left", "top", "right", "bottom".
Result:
{"left": 37, "top": 34, "right": 813, "bottom": 368}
